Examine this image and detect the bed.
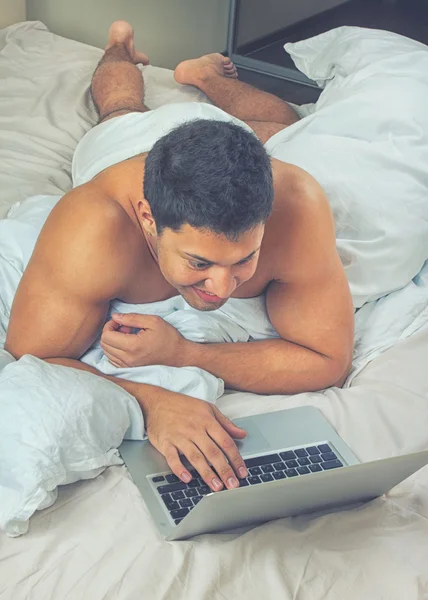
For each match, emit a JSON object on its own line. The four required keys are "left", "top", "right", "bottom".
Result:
{"left": 1, "top": 21, "right": 428, "bottom": 600}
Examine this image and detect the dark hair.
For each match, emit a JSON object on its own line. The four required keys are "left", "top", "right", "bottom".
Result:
{"left": 143, "top": 119, "right": 273, "bottom": 240}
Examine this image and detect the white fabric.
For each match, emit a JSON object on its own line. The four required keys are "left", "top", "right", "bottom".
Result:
{"left": 1, "top": 20, "right": 428, "bottom": 599}
{"left": 267, "top": 27, "right": 428, "bottom": 307}
{"left": 72, "top": 103, "right": 254, "bottom": 187}
{"left": 1, "top": 329, "right": 428, "bottom": 599}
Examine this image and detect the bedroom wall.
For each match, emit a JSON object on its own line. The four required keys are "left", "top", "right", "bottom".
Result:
{"left": 237, "top": 0, "right": 351, "bottom": 46}
{"left": 26, "top": 0, "right": 229, "bottom": 69}
{"left": 0, "top": 0, "right": 26, "bottom": 28}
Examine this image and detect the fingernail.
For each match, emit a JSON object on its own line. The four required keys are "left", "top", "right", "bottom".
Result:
{"left": 238, "top": 467, "right": 248, "bottom": 478}
{"left": 113, "top": 313, "right": 123, "bottom": 319}
{"left": 212, "top": 477, "right": 223, "bottom": 490}
{"left": 227, "top": 477, "right": 239, "bottom": 489}
{"left": 181, "top": 472, "right": 191, "bottom": 483}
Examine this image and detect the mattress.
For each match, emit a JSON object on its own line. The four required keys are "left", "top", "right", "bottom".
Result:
{"left": 0, "top": 21, "right": 428, "bottom": 600}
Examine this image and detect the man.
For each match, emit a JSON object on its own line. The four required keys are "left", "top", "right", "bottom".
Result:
{"left": 5, "top": 21, "right": 354, "bottom": 494}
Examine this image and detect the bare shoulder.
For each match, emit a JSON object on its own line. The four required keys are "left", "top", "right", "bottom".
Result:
{"left": 271, "top": 158, "right": 328, "bottom": 210}
{"left": 266, "top": 159, "right": 336, "bottom": 281}
{"left": 28, "top": 181, "right": 138, "bottom": 299}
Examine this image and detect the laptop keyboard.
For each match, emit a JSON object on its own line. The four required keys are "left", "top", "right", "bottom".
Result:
{"left": 150, "top": 443, "right": 343, "bottom": 525}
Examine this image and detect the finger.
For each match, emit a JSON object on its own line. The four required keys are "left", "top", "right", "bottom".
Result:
{"left": 101, "top": 346, "right": 126, "bottom": 368}
{"left": 112, "top": 313, "right": 162, "bottom": 329}
{"left": 100, "top": 340, "right": 128, "bottom": 365}
{"left": 102, "top": 319, "right": 121, "bottom": 334}
{"left": 118, "top": 325, "right": 133, "bottom": 334}
{"left": 195, "top": 435, "right": 241, "bottom": 490}
{"left": 163, "top": 445, "right": 192, "bottom": 484}
{"left": 179, "top": 441, "right": 224, "bottom": 492}
{"left": 101, "top": 328, "right": 136, "bottom": 352}
{"left": 214, "top": 408, "right": 247, "bottom": 440}
{"left": 207, "top": 422, "right": 248, "bottom": 480}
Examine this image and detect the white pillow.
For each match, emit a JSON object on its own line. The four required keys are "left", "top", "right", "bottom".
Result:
{"left": 265, "top": 27, "right": 428, "bottom": 307}
{"left": 0, "top": 356, "right": 144, "bottom": 536}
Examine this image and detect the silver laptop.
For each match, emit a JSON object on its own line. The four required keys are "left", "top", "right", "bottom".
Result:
{"left": 119, "top": 406, "right": 428, "bottom": 541}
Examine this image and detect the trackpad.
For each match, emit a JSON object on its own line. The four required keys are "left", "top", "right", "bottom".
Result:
{"left": 234, "top": 419, "right": 271, "bottom": 457}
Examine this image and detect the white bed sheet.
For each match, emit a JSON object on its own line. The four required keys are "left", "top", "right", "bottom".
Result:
{"left": 1, "top": 21, "right": 428, "bottom": 600}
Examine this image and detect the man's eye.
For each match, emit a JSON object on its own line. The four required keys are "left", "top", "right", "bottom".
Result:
{"left": 191, "top": 262, "right": 210, "bottom": 270}
{"left": 238, "top": 255, "right": 254, "bottom": 266}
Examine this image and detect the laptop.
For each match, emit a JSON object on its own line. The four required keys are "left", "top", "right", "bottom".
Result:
{"left": 119, "top": 406, "right": 428, "bottom": 541}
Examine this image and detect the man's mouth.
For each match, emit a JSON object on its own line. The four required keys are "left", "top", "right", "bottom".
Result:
{"left": 192, "top": 287, "right": 222, "bottom": 303}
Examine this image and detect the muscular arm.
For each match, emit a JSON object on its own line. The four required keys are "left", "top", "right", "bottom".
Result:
{"left": 5, "top": 183, "right": 251, "bottom": 491}
{"left": 181, "top": 169, "right": 354, "bottom": 394}
{"left": 5, "top": 188, "right": 130, "bottom": 360}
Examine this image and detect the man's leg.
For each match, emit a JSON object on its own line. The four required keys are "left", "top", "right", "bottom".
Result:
{"left": 174, "top": 54, "right": 300, "bottom": 130}
{"left": 91, "top": 21, "right": 150, "bottom": 123}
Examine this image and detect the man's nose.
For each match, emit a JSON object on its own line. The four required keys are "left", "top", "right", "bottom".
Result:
{"left": 205, "top": 269, "right": 237, "bottom": 299}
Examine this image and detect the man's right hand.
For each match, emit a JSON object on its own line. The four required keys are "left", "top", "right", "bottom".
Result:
{"left": 140, "top": 389, "right": 248, "bottom": 492}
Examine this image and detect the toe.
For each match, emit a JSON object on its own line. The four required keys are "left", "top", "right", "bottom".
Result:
{"left": 108, "top": 20, "right": 134, "bottom": 44}
{"left": 226, "top": 68, "right": 238, "bottom": 79}
{"left": 134, "top": 50, "right": 150, "bottom": 65}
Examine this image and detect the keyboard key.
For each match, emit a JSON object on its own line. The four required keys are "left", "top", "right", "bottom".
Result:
{"left": 170, "top": 508, "right": 189, "bottom": 519}
{"left": 171, "top": 491, "right": 185, "bottom": 501}
{"left": 273, "top": 462, "right": 285, "bottom": 470}
{"left": 152, "top": 475, "right": 165, "bottom": 483}
{"left": 279, "top": 451, "right": 296, "bottom": 461}
{"left": 285, "top": 459, "right": 298, "bottom": 469}
{"left": 307, "top": 446, "right": 321, "bottom": 455}
{"left": 198, "top": 485, "right": 210, "bottom": 495}
{"left": 161, "top": 495, "right": 180, "bottom": 511}
{"left": 273, "top": 471, "right": 286, "bottom": 480}
{"left": 309, "top": 464, "right": 322, "bottom": 473}
{"left": 166, "top": 474, "right": 180, "bottom": 484}
{"left": 249, "top": 466, "right": 262, "bottom": 476}
{"left": 310, "top": 455, "right": 323, "bottom": 464}
{"left": 318, "top": 444, "right": 332, "bottom": 454}
{"left": 295, "top": 448, "right": 308, "bottom": 458}
{"left": 179, "top": 498, "right": 193, "bottom": 508}
{"left": 321, "top": 452, "right": 337, "bottom": 462}
{"left": 239, "top": 479, "right": 249, "bottom": 487}
{"left": 245, "top": 454, "right": 281, "bottom": 468}
{"left": 174, "top": 519, "right": 183, "bottom": 525}
{"left": 248, "top": 475, "right": 262, "bottom": 485}
{"left": 189, "top": 469, "right": 199, "bottom": 478}
{"left": 260, "top": 473, "right": 274, "bottom": 482}
{"left": 321, "top": 460, "right": 343, "bottom": 470}
{"left": 192, "top": 496, "right": 203, "bottom": 506}
{"left": 285, "top": 469, "right": 298, "bottom": 477}
{"left": 261, "top": 464, "right": 274, "bottom": 473}
{"left": 187, "top": 479, "right": 200, "bottom": 488}
{"left": 298, "top": 457, "right": 310, "bottom": 466}
{"left": 297, "top": 466, "right": 310, "bottom": 475}
{"left": 157, "top": 482, "right": 187, "bottom": 494}
{"left": 185, "top": 488, "right": 199, "bottom": 497}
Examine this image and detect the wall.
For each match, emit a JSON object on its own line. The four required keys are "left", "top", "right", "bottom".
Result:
{"left": 26, "top": 0, "right": 229, "bottom": 69}
{"left": 0, "top": 0, "right": 26, "bottom": 29}
{"left": 237, "top": 0, "right": 350, "bottom": 46}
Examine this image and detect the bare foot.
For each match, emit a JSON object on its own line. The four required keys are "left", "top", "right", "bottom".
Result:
{"left": 174, "top": 53, "right": 238, "bottom": 86}
{"left": 106, "top": 20, "right": 149, "bottom": 65}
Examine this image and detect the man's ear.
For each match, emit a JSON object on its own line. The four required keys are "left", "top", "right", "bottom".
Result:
{"left": 137, "top": 199, "right": 157, "bottom": 237}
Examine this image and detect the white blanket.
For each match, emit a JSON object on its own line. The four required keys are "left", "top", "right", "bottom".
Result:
{"left": 1, "top": 22, "right": 428, "bottom": 541}
{"left": 1, "top": 194, "right": 428, "bottom": 536}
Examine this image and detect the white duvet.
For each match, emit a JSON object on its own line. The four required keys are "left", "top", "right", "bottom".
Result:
{"left": 1, "top": 20, "right": 428, "bottom": 559}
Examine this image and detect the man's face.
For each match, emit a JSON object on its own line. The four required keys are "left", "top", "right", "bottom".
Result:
{"left": 156, "top": 224, "right": 265, "bottom": 311}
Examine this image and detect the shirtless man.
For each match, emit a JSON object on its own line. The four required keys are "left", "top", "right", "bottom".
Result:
{"left": 5, "top": 22, "right": 354, "bottom": 493}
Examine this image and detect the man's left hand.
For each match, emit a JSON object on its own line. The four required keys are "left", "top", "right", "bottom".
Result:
{"left": 100, "top": 313, "right": 187, "bottom": 368}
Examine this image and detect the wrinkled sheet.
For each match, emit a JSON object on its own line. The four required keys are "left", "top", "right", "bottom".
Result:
{"left": 1, "top": 21, "right": 428, "bottom": 600}
{"left": 1, "top": 330, "right": 428, "bottom": 600}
